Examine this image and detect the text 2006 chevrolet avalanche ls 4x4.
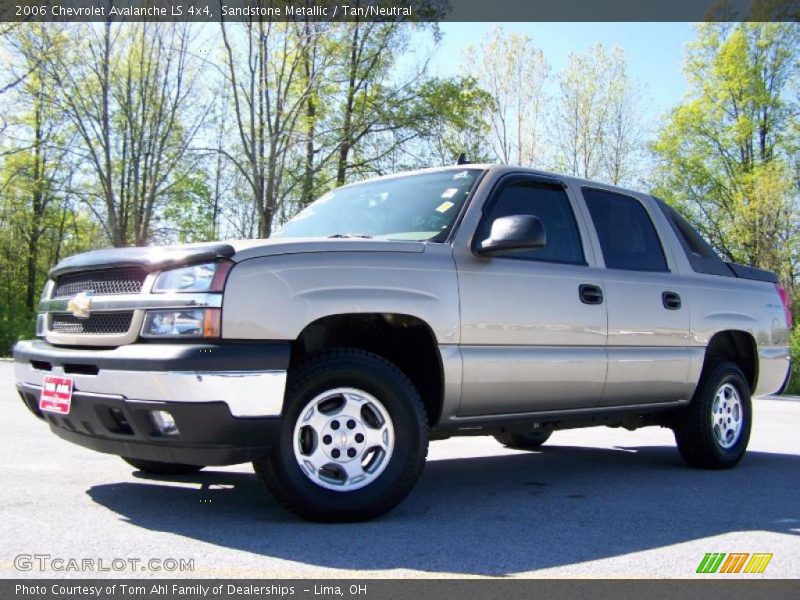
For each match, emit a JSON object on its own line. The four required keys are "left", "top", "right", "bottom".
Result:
{"left": 14, "top": 165, "right": 792, "bottom": 521}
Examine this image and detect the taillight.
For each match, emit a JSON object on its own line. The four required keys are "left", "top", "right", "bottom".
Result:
{"left": 775, "top": 283, "right": 793, "bottom": 329}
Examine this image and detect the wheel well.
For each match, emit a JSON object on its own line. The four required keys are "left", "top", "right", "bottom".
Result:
{"left": 292, "top": 314, "right": 444, "bottom": 425}
{"left": 703, "top": 330, "right": 758, "bottom": 392}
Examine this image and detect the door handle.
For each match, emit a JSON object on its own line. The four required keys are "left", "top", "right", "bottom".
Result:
{"left": 662, "top": 291, "right": 682, "bottom": 310}
{"left": 579, "top": 284, "right": 604, "bottom": 305}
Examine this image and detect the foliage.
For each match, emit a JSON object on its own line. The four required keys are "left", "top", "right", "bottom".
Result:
{"left": 42, "top": 23, "right": 206, "bottom": 247}
{"left": 409, "top": 76, "right": 495, "bottom": 165}
{"left": 160, "top": 171, "right": 217, "bottom": 243}
{"left": 789, "top": 327, "right": 800, "bottom": 395}
{"left": 651, "top": 22, "right": 800, "bottom": 297}
{"left": 551, "top": 43, "right": 645, "bottom": 185}
{"left": 464, "top": 25, "right": 551, "bottom": 167}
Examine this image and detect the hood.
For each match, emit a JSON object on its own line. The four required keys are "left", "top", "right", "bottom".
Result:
{"left": 49, "top": 238, "right": 425, "bottom": 277}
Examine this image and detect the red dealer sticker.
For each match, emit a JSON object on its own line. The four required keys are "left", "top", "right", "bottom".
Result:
{"left": 39, "top": 376, "right": 73, "bottom": 415}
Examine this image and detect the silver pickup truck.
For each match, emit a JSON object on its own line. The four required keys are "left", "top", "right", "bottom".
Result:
{"left": 13, "top": 165, "right": 793, "bottom": 522}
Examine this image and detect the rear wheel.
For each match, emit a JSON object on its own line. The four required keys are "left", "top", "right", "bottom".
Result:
{"left": 122, "top": 457, "right": 204, "bottom": 475}
{"left": 494, "top": 430, "right": 552, "bottom": 450}
{"left": 255, "top": 349, "right": 428, "bottom": 522}
{"left": 673, "top": 361, "right": 751, "bottom": 469}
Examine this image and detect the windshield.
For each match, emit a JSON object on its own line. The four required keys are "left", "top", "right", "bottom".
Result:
{"left": 273, "top": 169, "right": 483, "bottom": 242}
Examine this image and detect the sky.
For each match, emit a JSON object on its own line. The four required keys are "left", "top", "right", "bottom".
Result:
{"left": 418, "top": 22, "right": 699, "bottom": 122}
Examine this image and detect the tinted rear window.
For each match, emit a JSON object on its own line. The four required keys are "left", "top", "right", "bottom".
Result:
{"left": 582, "top": 188, "right": 668, "bottom": 272}
{"left": 655, "top": 199, "right": 734, "bottom": 278}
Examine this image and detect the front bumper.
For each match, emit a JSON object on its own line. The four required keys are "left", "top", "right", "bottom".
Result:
{"left": 13, "top": 340, "right": 290, "bottom": 465}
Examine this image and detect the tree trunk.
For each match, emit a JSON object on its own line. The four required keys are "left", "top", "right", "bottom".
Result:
{"left": 337, "top": 18, "right": 360, "bottom": 186}
{"left": 301, "top": 20, "right": 317, "bottom": 206}
{"left": 25, "top": 86, "right": 44, "bottom": 311}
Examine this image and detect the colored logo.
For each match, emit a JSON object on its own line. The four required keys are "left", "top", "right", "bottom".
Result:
{"left": 696, "top": 553, "right": 773, "bottom": 574}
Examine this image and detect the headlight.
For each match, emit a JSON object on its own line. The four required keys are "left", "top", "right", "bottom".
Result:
{"left": 151, "top": 261, "right": 232, "bottom": 293}
{"left": 141, "top": 308, "right": 221, "bottom": 339}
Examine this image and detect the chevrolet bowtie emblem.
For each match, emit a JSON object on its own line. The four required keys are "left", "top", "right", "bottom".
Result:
{"left": 67, "top": 291, "right": 93, "bottom": 318}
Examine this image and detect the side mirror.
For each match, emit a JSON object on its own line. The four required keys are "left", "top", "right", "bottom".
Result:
{"left": 477, "top": 215, "right": 547, "bottom": 255}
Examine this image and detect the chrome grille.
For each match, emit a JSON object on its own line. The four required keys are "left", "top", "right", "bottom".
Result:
{"left": 53, "top": 269, "right": 147, "bottom": 298}
{"left": 49, "top": 312, "right": 134, "bottom": 334}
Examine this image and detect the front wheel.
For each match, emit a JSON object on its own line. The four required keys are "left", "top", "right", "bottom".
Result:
{"left": 673, "top": 361, "right": 752, "bottom": 469}
{"left": 255, "top": 349, "right": 429, "bottom": 522}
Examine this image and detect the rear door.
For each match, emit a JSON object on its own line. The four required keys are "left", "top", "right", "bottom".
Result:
{"left": 454, "top": 174, "right": 608, "bottom": 416}
{"left": 579, "top": 187, "right": 693, "bottom": 406}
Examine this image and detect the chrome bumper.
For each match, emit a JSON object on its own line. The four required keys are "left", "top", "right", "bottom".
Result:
{"left": 13, "top": 340, "right": 289, "bottom": 417}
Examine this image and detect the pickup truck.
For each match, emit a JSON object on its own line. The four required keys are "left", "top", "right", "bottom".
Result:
{"left": 13, "top": 165, "right": 793, "bottom": 522}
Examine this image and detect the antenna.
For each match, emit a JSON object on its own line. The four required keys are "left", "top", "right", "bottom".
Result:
{"left": 456, "top": 153, "right": 470, "bottom": 165}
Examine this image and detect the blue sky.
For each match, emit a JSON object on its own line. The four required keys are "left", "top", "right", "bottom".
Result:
{"left": 421, "top": 22, "right": 698, "bottom": 120}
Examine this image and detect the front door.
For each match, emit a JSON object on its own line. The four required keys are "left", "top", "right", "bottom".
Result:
{"left": 454, "top": 174, "right": 608, "bottom": 416}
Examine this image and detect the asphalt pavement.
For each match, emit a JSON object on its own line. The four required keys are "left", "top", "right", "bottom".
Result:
{"left": 1, "top": 359, "right": 798, "bottom": 579}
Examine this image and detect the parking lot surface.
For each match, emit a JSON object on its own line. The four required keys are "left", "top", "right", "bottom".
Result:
{"left": 1, "top": 360, "right": 798, "bottom": 579}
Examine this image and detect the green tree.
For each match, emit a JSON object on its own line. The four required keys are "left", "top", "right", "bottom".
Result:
{"left": 220, "top": 19, "right": 335, "bottom": 237}
{"left": 551, "top": 43, "right": 644, "bottom": 185}
{"left": 46, "top": 23, "right": 204, "bottom": 247}
{"left": 651, "top": 22, "right": 800, "bottom": 294}
{"left": 160, "top": 171, "right": 216, "bottom": 243}
{"left": 330, "top": 19, "right": 438, "bottom": 184}
{"left": 0, "top": 24, "right": 76, "bottom": 312}
{"left": 464, "top": 25, "right": 550, "bottom": 167}
{"left": 407, "top": 76, "right": 494, "bottom": 165}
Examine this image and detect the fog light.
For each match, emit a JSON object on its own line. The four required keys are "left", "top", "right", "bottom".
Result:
{"left": 151, "top": 410, "right": 180, "bottom": 436}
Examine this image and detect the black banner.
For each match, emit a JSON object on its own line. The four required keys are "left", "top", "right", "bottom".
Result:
{"left": 5, "top": 580, "right": 800, "bottom": 600}
{"left": 1, "top": 0, "right": 799, "bottom": 23}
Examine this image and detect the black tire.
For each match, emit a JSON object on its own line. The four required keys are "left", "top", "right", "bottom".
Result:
{"left": 122, "top": 457, "right": 205, "bottom": 475}
{"left": 494, "top": 430, "right": 552, "bottom": 450}
{"left": 673, "top": 361, "right": 752, "bottom": 469}
{"left": 255, "top": 348, "right": 429, "bottom": 522}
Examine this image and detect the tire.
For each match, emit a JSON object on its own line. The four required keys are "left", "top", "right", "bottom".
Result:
{"left": 673, "top": 361, "right": 752, "bottom": 469}
{"left": 494, "top": 430, "right": 552, "bottom": 450}
{"left": 122, "top": 457, "right": 205, "bottom": 475}
{"left": 255, "top": 348, "right": 429, "bottom": 522}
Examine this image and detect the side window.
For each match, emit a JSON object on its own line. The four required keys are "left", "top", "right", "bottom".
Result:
{"left": 656, "top": 198, "right": 734, "bottom": 278}
{"left": 582, "top": 188, "right": 668, "bottom": 272}
{"left": 658, "top": 199, "right": 717, "bottom": 258}
{"left": 479, "top": 179, "right": 585, "bottom": 265}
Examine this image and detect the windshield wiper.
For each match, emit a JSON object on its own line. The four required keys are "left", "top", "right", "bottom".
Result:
{"left": 327, "top": 233, "right": 373, "bottom": 239}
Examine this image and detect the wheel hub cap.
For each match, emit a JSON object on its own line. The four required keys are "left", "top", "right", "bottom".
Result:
{"left": 319, "top": 414, "right": 367, "bottom": 463}
{"left": 711, "top": 383, "right": 743, "bottom": 450}
{"left": 292, "top": 387, "right": 395, "bottom": 491}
